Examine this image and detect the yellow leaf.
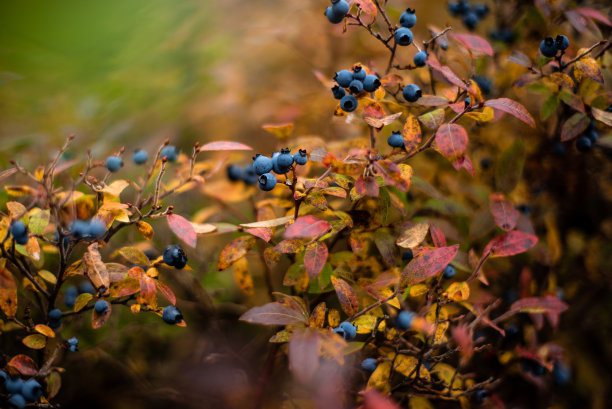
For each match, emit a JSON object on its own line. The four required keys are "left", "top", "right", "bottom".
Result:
{"left": 409, "top": 397, "right": 434, "bottom": 409}
{"left": 136, "top": 221, "right": 154, "bottom": 240}
{"left": 233, "top": 257, "right": 254, "bottom": 296}
{"left": 22, "top": 334, "right": 46, "bottom": 349}
{"left": 367, "top": 360, "right": 392, "bottom": 393}
{"left": 262, "top": 122, "right": 294, "bottom": 140}
{"left": 353, "top": 314, "right": 385, "bottom": 334}
{"left": 444, "top": 281, "right": 470, "bottom": 301}
{"left": 6, "top": 201, "right": 27, "bottom": 218}
{"left": 407, "top": 284, "right": 428, "bottom": 297}
{"left": 328, "top": 308, "right": 341, "bottom": 328}
{"left": 38, "top": 270, "right": 57, "bottom": 284}
{"left": 5, "top": 185, "right": 35, "bottom": 197}
{"left": 34, "top": 324, "right": 55, "bottom": 338}
{"left": 101, "top": 180, "right": 130, "bottom": 197}
{"left": 393, "top": 354, "right": 430, "bottom": 380}
{"left": 74, "top": 293, "right": 93, "bottom": 312}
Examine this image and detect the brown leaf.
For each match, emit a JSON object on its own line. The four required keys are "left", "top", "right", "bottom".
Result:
{"left": 402, "top": 245, "right": 460, "bottom": 285}
{"left": 239, "top": 301, "right": 309, "bottom": 326}
{"left": 511, "top": 296, "right": 568, "bottom": 314}
{"left": 574, "top": 57, "right": 604, "bottom": 84}
{"left": 8, "top": 354, "right": 38, "bottom": 376}
{"left": 435, "top": 124, "right": 468, "bottom": 161}
{"left": 489, "top": 193, "right": 520, "bottom": 231}
{"left": 355, "top": 175, "right": 379, "bottom": 197}
{"left": 274, "top": 239, "right": 306, "bottom": 254}
{"left": 452, "top": 33, "right": 494, "bottom": 56}
{"left": 560, "top": 112, "right": 590, "bottom": 141}
{"left": 592, "top": 107, "right": 612, "bottom": 126}
{"left": 331, "top": 276, "right": 359, "bottom": 316}
{"left": 484, "top": 98, "right": 535, "bottom": 128}
{"left": 309, "top": 302, "right": 327, "bottom": 328}
{"left": 199, "top": 141, "right": 253, "bottom": 151}
{"left": 304, "top": 242, "right": 328, "bottom": 279}
{"left": 397, "top": 222, "right": 429, "bottom": 248}
{"left": 355, "top": 0, "right": 377, "bottom": 17}
{"left": 83, "top": 243, "right": 110, "bottom": 293}
{"left": 0, "top": 260, "right": 18, "bottom": 318}
{"left": 284, "top": 216, "right": 331, "bottom": 239}
{"left": 364, "top": 112, "right": 402, "bottom": 129}
{"left": 167, "top": 214, "right": 197, "bottom": 248}
{"left": 217, "top": 236, "right": 256, "bottom": 270}
{"left": 484, "top": 231, "right": 538, "bottom": 257}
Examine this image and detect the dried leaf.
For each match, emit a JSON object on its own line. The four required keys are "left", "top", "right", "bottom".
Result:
{"left": 397, "top": 222, "right": 429, "bottom": 248}
{"left": 240, "top": 216, "right": 294, "bottom": 228}
{"left": 233, "top": 257, "right": 254, "bottom": 296}
{"left": 83, "top": 243, "right": 110, "bottom": 292}
{"left": 239, "top": 301, "right": 309, "bottom": 326}
{"left": 0, "top": 261, "right": 18, "bottom": 318}
{"left": 489, "top": 193, "right": 519, "bottom": 231}
{"left": 592, "top": 107, "right": 612, "bottom": 126}
{"left": 364, "top": 112, "right": 402, "bottom": 129}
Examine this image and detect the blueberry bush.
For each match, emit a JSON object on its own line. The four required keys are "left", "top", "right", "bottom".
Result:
{"left": 1, "top": 0, "right": 611, "bottom": 408}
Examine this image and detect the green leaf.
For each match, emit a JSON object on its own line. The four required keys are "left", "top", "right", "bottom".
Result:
{"left": 540, "top": 94, "right": 559, "bottom": 120}
{"left": 495, "top": 141, "right": 525, "bottom": 194}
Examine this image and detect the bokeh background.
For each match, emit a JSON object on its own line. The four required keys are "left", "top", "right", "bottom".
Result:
{"left": 1, "top": 0, "right": 612, "bottom": 408}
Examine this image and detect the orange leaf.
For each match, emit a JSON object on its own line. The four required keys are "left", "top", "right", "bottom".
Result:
{"left": 435, "top": 123, "right": 468, "bottom": 161}
{"left": 355, "top": 0, "right": 377, "bottom": 17}
{"left": 484, "top": 231, "right": 538, "bottom": 257}
{"left": 402, "top": 245, "right": 459, "bottom": 285}
{"left": 489, "top": 193, "right": 519, "bottom": 231}
{"left": 217, "top": 236, "right": 256, "bottom": 270}
{"left": 156, "top": 280, "right": 177, "bottom": 305}
{"left": 199, "top": 141, "right": 253, "bottom": 151}
{"left": 8, "top": 354, "right": 38, "bottom": 376}
{"left": 355, "top": 175, "right": 379, "bottom": 197}
{"left": 284, "top": 216, "right": 331, "bottom": 239}
{"left": 331, "top": 276, "right": 359, "bottom": 316}
{"left": 402, "top": 114, "right": 422, "bottom": 154}
{"left": 261, "top": 122, "right": 294, "bottom": 140}
{"left": 0, "top": 261, "right": 18, "bottom": 318}
{"left": 484, "top": 98, "right": 535, "bottom": 128}
{"left": 136, "top": 221, "right": 154, "bottom": 240}
{"left": 34, "top": 324, "right": 55, "bottom": 338}
{"left": 83, "top": 243, "right": 110, "bottom": 293}
{"left": 426, "top": 54, "right": 470, "bottom": 92}
{"left": 245, "top": 227, "right": 272, "bottom": 242}
{"left": 167, "top": 214, "right": 197, "bottom": 248}
{"left": 233, "top": 257, "right": 254, "bottom": 296}
{"left": 304, "top": 242, "right": 328, "bottom": 279}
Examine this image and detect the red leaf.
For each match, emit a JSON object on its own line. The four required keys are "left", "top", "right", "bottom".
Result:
{"left": 167, "top": 214, "right": 197, "bottom": 248}
{"left": 560, "top": 112, "right": 590, "bottom": 142}
{"left": 565, "top": 10, "right": 589, "bottom": 33}
{"left": 484, "top": 98, "right": 535, "bottom": 128}
{"left": 362, "top": 390, "right": 401, "bottom": 409}
{"left": 489, "top": 193, "right": 520, "bottom": 231}
{"left": 331, "top": 276, "right": 359, "bottom": 316}
{"left": 451, "top": 153, "right": 475, "bottom": 176}
{"left": 575, "top": 7, "right": 612, "bottom": 26}
{"left": 484, "top": 231, "right": 538, "bottom": 257}
{"left": 8, "top": 355, "right": 38, "bottom": 376}
{"left": 285, "top": 216, "right": 331, "bottom": 239}
{"left": 355, "top": 175, "right": 379, "bottom": 197}
{"left": 451, "top": 324, "right": 474, "bottom": 362}
{"left": 288, "top": 328, "right": 321, "bottom": 384}
{"left": 304, "top": 242, "right": 328, "bottom": 279}
{"left": 239, "top": 301, "right": 309, "bottom": 326}
{"left": 426, "top": 54, "right": 470, "bottom": 92}
{"left": 429, "top": 223, "right": 447, "bottom": 247}
{"left": 511, "top": 296, "right": 568, "bottom": 314}
{"left": 452, "top": 33, "right": 494, "bottom": 56}
{"left": 402, "top": 245, "right": 459, "bottom": 285}
{"left": 435, "top": 123, "right": 468, "bottom": 160}
{"left": 355, "top": 0, "right": 377, "bottom": 18}
{"left": 138, "top": 274, "right": 157, "bottom": 308}
{"left": 199, "top": 141, "right": 253, "bottom": 151}
{"left": 245, "top": 227, "right": 272, "bottom": 242}
{"left": 156, "top": 280, "right": 176, "bottom": 305}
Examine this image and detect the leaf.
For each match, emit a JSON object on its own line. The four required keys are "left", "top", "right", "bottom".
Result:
{"left": 134, "top": 221, "right": 153, "bottom": 240}
{"left": 28, "top": 209, "right": 50, "bottom": 235}
{"left": 489, "top": 193, "right": 519, "bottom": 231}
{"left": 240, "top": 216, "right": 294, "bottom": 228}
{"left": 397, "top": 222, "right": 429, "bottom": 248}
{"left": 355, "top": 175, "right": 379, "bottom": 197}
{"left": 191, "top": 222, "right": 217, "bottom": 234}
{"left": 592, "top": 107, "right": 612, "bottom": 126}
{"left": 91, "top": 301, "right": 112, "bottom": 329}
{"left": 7, "top": 201, "right": 27, "bottom": 218}
{"left": 402, "top": 245, "right": 460, "bottom": 285}
{"left": 354, "top": 314, "right": 386, "bottom": 334}
{"left": 34, "top": 324, "right": 55, "bottom": 338}
{"left": 366, "top": 360, "right": 392, "bottom": 393}
{"left": 510, "top": 296, "right": 568, "bottom": 314}
{"left": 558, "top": 90, "right": 585, "bottom": 113}
{"left": 47, "top": 371, "right": 61, "bottom": 399}
{"left": 243, "top": 227, "right": 271, "bottom": 242}
{"left": 8, "top": 354, "right": 38, "bottom": 376}
{"left": 374, "top": 230, "right": 396, "bottom": 267}
{"left": 575, "top": 7, "right": 612, "bottom": 26}
{"left": 418, "top": 108, "right": 445, "bottom": 129}
{"left": 362, "top": 389, "right": 401, "bottom": 409}
{"left": 429, "top": 223, "right": 447, "bottom": 247}
{"left": 83, "top": 243, "right": 110, "bottom": 293}
{"left": 304, "top": 242, "right": 328, "bottom": 279}
{"left": 507, "top": 50, "right": 531, "bottom": 67}
{"left": 261, "top": 122, "right": 294, "bottom": 140}
{"left": 288, "top": 328, "right": 321, "bottom": 384}
{"left": 23, "top": 334, "right": 46, "bottom": 349}
{"left": 156, "top": 280, "right": 177, "bottom": 305}
{"left": 0, "top": 261, "right": 18, "bottom": 318}
{"left": 541, "top": 94, "right": 559, "bottom": 120}
{"left": 393, "top": 354, "right": 430, "bottom": 380}
{"left": 199, "top": 141, "right": 253, "bottom": 151}
{"left": 331, "top": 276, "right": 359, "bottom": 316}
{"left": 484, "top": 231, "right": 538, "bottom": 257}
{"left": 233, "top": 257, "right": 254, "bottom": 296}
{"left": 452, "top": 33, "right": 494, "bottom": 56}
{"left": 74, "top": 293, "right": 93, "bottom": 312}
{"left": 284, "top": 216, "right": 331, "bottom": 239}
{"left": 416, "top": 95, "right": 449, "bottom": 106}
{"left": 217, "top": 236, "right": 256, "bottom": 270}
{"left": 426, "top": 54, "right": 470, "bottom": 92}
{"left": 484, "top": 98, "right": 535, "bottom": 127}
{"left": 355, "top": 0, "right": 377, "bottom": 17}
{"left": 138, "top": 274, "right": 157, "bottom": 308}
{"left": 560, "top": 112, "right": 590, "bottom": 142}
{"left": 101, "top": 180, "right": 130, "bottom": 197}
{"left": 435, "top": 124, "right": 468, "bottom": 161}
{"left": 364, "top": 112, "right": 402, "bottom": 129}
{"left": 496, "top": 141, "right": 525, "bottom": 193}
{"left": 574, "top": 58, "right": 604, "bottom": 84}
{"left": 113, "top": 247, "right": 149, "bottom": 266}
{"left": 5, "top": 185, "right": 35, "bottom": 197}
{"left": 444, "top": 281, "right": 470, "bottom": 301}
{"left": 402, "top": 114, "right": 422, "bottom": 154}
{"left": 239, "top": 301, "right": 309, "bottom": 326}
{"left": 167, "top": 214, "right": 197, "bottom": 248}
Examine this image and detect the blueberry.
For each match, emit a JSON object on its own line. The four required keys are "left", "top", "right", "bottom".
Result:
{"left": 352, "top": 66, "right": 367, "bottom": 81}
{"left": 0, "top": 370, "right": 7, "bottom": 385}
{"left": 22, "top": 379, "right": 42, "bottom": 402}
{"left": 48, "top": 308, "right": 62, "bottom": 321}
{"left": 338, "top": 321, "right": 357, "bottom": 340}
{"left": 79, "top": 281, "right": 95, "bottom": 294}
{"left": 340, "top": 95, "right": 358, "bottom": 112}
{"left": 94, "top": 300, "right": 109, "bottom": 314}
{"left": 349, "top": 79, "right": 364, "bottom": 94}
{"left": 88, "top": 219, "right": 106, "bottom": 239}
{"left": 132, "top": 149, "right": 148, "bottom": 165}
{"left": 253, "top": 154, "right": 273, "bottom": 176}
{"left": 489, "top": 28, "right": 515, "bottom": 43}
{"left": 67, "top": 337, "right": 79, "bottom": 352}
{"left": 387, "top": 131, "right": 405, "bottom": 148}
{"left": 473, "top": 389, "right": 488, "bottom": 404}
{"left": 402, "top": 249, "right": 413, "bottom": 262}
{"left": 462, "top": 12, "right": 479, "bottom": 30}
{"left": 6, "top": 377, "right": 24, "bottom": 394}
{"left": 413, "top": 50, "right": 427, "bottom": 67}
{"left": 517, "top": 204, "right": 531, "bottom": 215}
{"left": 607, "top": 105, "right": 612, "bottom": 112}
{"left": 162, "top": 305, "right": 183, "bottom": 324}
{"left": 332, "top": 85, "right": 346, "bottom": 100}
{"left": 472, "top": 4, "right": 489, "bottom": 18}
{"left": 539, "top": 37, "right": 558, "bottom": 58}
{"left": 243, "top": 164, "right": 258, "bottom": 185}
{"left": 402, "top": 84, "right": 422, "bottom": 102}
{"left": 271, "top": 155, "right": 285, "bottom": 174}
{"left": 10, "top": 220, "right": 27, "bottom": 239}
{"left": 105, "top": 156, "right": 123, "bottom": 172}
{"left": 473, "top": 75, "right": 492, "bottom": 96}
{"left": 576, "top": 135, "right": 592, "bottom": 152}
{"left": 334, "top": 69, "right": 354, "bottom": 88}
{"left": 555, "top": 34, "right": 569, "bottom": 51}
{"left": 70, "top": 220, "right": 89, "bottom": 240}
{"left": 480, "top": 157, "right": 491, "bottom": 170}
{"left": 325, "top": 6, "right": 344, "bottom": 24}
{"left": 161, "top": 146, "right": 179, "bottom": 162}
{"left": 443, "top": 265, "right": 456, "bottom": 278}
{"left": 293, "top": 149, "right": 308, "bottom": 166}
{"left": 448, "top": 0, "right": 469, "bottom": 16}
{"left": 361, "top": 358, "right": 378, "bottom": 372}
{"left": 258, "top": 173, "right": 277, "bottom": 191}
{"left": 395, "top": 27, "right": 413, "bottom": 46}
{"left": 363, "top": 75, "right": 381, "bottom": 92}
{"left": 464, "top": 97, "right": 471, "bottom": 107}
{"left": 333, "top": 326, "right": 346, "bottom": 339}
{"left": 276, "top": 148, "right": 294, "bottom": 169}
{"left": 49, "top": 320, "right": 61, "bottom": 329}
{"left": 553, "top": 361, "right": 571, "bottom": 385}
{"left": 399, "top": 8, "right": 417, "bottom": 28}
{"left": 397, "top": 310, "right": 415, "bottom": 330}
{"left": 64, "top": 285, "right": 78, "bottom": 308}
{"left": 585, "top": 127, "right": 598, "bottom": 143}
{"left": 163, "top": 244, "right": 188, "bottom": 269}
{"left": 505, "top": 324, "right": 519, "bottom": 337}
{"left": 532, "top": 363, "right": 546, "bottom": 376}
{"left": 226, "top": 164, "right": 243, "bottom": 182}
{"left": 8, "top": 394, "right": 26, "bottom": 409}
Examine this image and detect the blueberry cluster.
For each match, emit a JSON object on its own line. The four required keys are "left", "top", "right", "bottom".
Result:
{"left": 332, "top": 66, "right": 380, "bottom": 112}
{"left": 575, "top": 121, "right": 598, "bottom": 152}
{"left": 67, "top": 337, "right": 79, "bottom": 352}
{"left": 162, "top": 305, "right": 183, "bottom": 324}
{"left": 447, "top": 1, "right": 489, "bottom": 30}
{"left": 226, "top": 163, "right": 259, "bottom": 185}
{"left": 395, "top": 9, "right": 417, "bottom": 46}
{"left": 9, "top": 220, "right": 28, "bottom": 245}
{"left": 0, "top": 371, "right": 43, "bottom": 409}
{"left": 333, "top": 321, "right": 357, "bottom": 341}
{"left": 324, "top": 0, "right": 349, "bottom": 24}
{"left": 249, "top": 148, "right": 309, "bottom": 192}
{"left": 68, "top": 218, "right": 106, "bottom": 241}
{"left": 539, "top": 35, "right": 570, "bottom": 58}
{"left": 48, "top": 308, "right": 63, "bottom": 329}
{"left": 163, "top": 244, "right": 188, "bottom": 269}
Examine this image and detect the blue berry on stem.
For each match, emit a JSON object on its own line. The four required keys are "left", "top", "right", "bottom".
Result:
{"left": 8, "top": 394, "right": 26, "bottom": 409}
{"left": 340, "top": 95, "right": 358, "bottom": 112}
{"left": 387, "top": 131, "right": 405, "bottom": 148}
{"left": 105, "top": 156, "right": 123, "bottom": 172}
{"left": 462, "top": 11, "right": 479, "bottom": 30}
{"left": 464, "top": 97, "right": 471, "bottom": 107}
{"left": 258, "top": 173, "right": 277, "bottom": 191}
{"left": 9, "top": 221, "right": 28, "bottom": 245}
{"left": 334, "top": 69, "right": 354, "bottom": 87}
{"left": 253, "top": 154, "right": 273, "bottom": 175}
{"left": 539, "top": 37, "right": 558, "bottom": 58}
{"left": 64, "top": 285, "right": 78, "bottom": 308}
{"left": 132, "top": 149, "right": 148, "bottom": 165}
{"left": 402, "top": 249, "right": 413, "bottom": 262}
{"left": 79, "top": 281, "right": 95, "bottom": 294}
{"left": 473, "top": 75, "right": 492, "bottom": 96}
{"left": 472, "top": 4, "right": 489, "bottom": 18}
{"left": 397, "top": 310, "right": 415, "bottom": 330}
{"left": 48, "top": 308, "right": 62, "bottom": 321}
{"left": 243, "top": 164, "right": 258, "bottom": 185}
{"left": 361, "top": 358, "right": 378, "bottom": 372}
{"left": 161, "top": 145, "right": 179, "bottom": 162}
{"left": 22, "top": 379, "right": 43, "bottom": 402}
{"left": 363, "top": 75, "right": 381, "bottom": 92}
{"left": 162, "top": 305, "right": 183, "bottom": 324}
{"left": 576, "top": 135, "right": 592, "bottom": 152}
{"left": 6, "top": 377, "right": 24, "bottom": 394}
{"left": 555, "top": 34, "right": 569, "bottom": 50}
{"left": 70, "top": 219, "right": 89, "bottom": 240}
{"left": 352, "top": 66, "right": 367, "bottom": 81}
{"left": 226, "top": 164, "right": 243, "bottom": 182}
{"left": 395, "top": 27, "right": 413, "bottom": 46}
{"left": 163, "top": 244, "right": 188, "bottom": 269}
{"left": 399, "top": 8, "right": 417, "bottom": 28}
{"left": 473, "top": 389, "right": 488, "bottom": 404}
{"left": 349, "top": 79, "right": 364, "bottom": 94}
{"left": 331, "top": 85, "right": 346, "bottom": 100}
{"left": 276, "top": 148, "right": 294, "bottom": 169}
{"left": 403, "top": 84, "right": 422, "bottom": 102}
{"left": 443, "top": 265, "right": 456, "bottom": 278}
{"left": 413, "top": 50, "right": 427, "bottom": 67}
{"left": 338, "top": 321, "right": 357, "bottom": 340}
{"left": 293, "top": 149, "right": 308, "bottom": 166}
{"left": 88, "top": 219, "right": 106, "bottom": 239}
{"left": 325, "top": 6, "right": 344, "bottom": 24}
{"left": 94, "top": 300, "right": 109, "bottom": 314}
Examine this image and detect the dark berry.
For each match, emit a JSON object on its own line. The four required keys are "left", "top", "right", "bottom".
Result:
{"left": 226, "top": 164, "right": 243, "bottom": 182}
{"left": 161, "top": 146, "right": 179, "bottom": 162}
{"left": 162, "top": 305, "right": 183, "bottom": 324}
{"left": 8, "top": 394, "right": 26, "bottom": 409}
{"left": 473, "top": 389, "right": 488, "bottom": 404}
{"left": 6, "top": 377, "right": 24, "bottom": 394}
{"left": 332, "top": 85, "right": 346, "bottom": 100}
{"left": 402, "top": 249, "right": 414, "bottom": 262}
{"left": 361, "top": 358, "right": 378, "bottom": 372}
{"left": 585, "top": 127, "right": 598, "bottom": 143}
{"left": 396, "top": 310, "right": 415, "bottom": 330}
{"left": 399, "top": 8, "right": 417, "bottom": 28}
{"left": 293, "top": 149, "right": 308, "bottom": 166}
{"left": 325, "top": 6, "right": 344, "bottom": 24}
{"left": 352, "top": 66, "right": 367, "bottom": 81}
{"left": 334, "top": 69, "right": 353, "bottom": 87}
{"left": 253, "top": 154, "right": 273, "bottom": 175}
{"left": 64, "top": 285, "right": 78, "bottom": 308}
{"left": 340, "top": 94, "right": 358, "bottom": 112}
{"left": 553, "top": 361, "right": 571, "bottom": 385}
{"left": 79, "top": 281, "right": 95, "bottom": 294}
{"left": 258, "top": 173, "right": 277, "bottom": 191}
{"left": 276, "top": 148, "right": 294, "bottom": 169}
{"left": 331, "top": 0, "right": 349, "bottom": 17}
{"left": 48, "top": 308, "right": 62, "bottom": 321}
{"left": 462, "top": 11, "right": 479, "bottom": 30}
{"left": 94, "top": 300, "right": 109, "bottom": 314}
{"left": 363, "top": 75, "right": 381, "bottom": 92}
{"left": 403, "top": 84, "right": 422, "bottom": 102}
{"left": 555, "top": 34, "right": 569, "bottom": 50}
{"left": 447, "top": 1, "right": 462, "bottom": 16}
{"left": 464, "top": 96, "right": 471, "bottom": 107}
{"left": 443, "top": 265, "right": 456, "bottom": 278}
{"left": 473, "top": 75, "right": 492, "bottom": 96}
{"left": 9, "top": 221, "right": 28, "bottom": 245}
{"left": 338, "top": 321, "right": 357, "bottom": 340}
{"left": 517, "top": 204, "right": 531, "bottom": 215}
{"left": 387, "top": 131, "right": 405, "bottom": 148}
{"left": 472, "top": 4, "right": 489, "bottom": 18}
{"left": 70, "top": 220, "right": 89, "bottom": 240}
{"left": 349, "top": 79, "right": 364, "bottom": 94}
{"left": 105, "top": 156, "right": 123, "bottom": 172}
{"left": 576, "top": 136, "right": 592, "bottom": 152}
{"left": 163, "top": 244, "right": 188, "bottom": 269}
{"left": 413, "top": 50, "right": 427, "bottom": 67}
{"left": 395, "top": 27, "right": 413, "bottom": 46}
{"left": 480, "top": 157, "right": 491, "bottom": 169}
{"left": 243, "top": 164, "right": 258, "bottom": 185}
{"left": 132, "top": 149, "right": 148, "bottom": 165}
{"left": 539, "top": 37, "right": 558, "bottom": 58}
{"left": 0, "top": 370, "right": 7, "bottom": 385}
{"left": 22, "top": 379, "right": 42, "bottom": 402}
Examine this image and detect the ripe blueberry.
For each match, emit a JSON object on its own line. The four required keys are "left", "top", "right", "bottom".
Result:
{"left": 48, "top": 308, "right": 62, "bottom": 321}
{"left": 243, "top": 164, "right": 258, "bottom": 185}
{"left": 576, "top": 135, "right": 592, "bottom": 152}
{"left": 340, "top": 95, "right": 358, "bottom": 112}
{"left": 105, "top": 156, "right": 123, "bottom": 172}
{"left": 79, "top": 281, "right": 95, "bottom": 294}
{"left": 258, "top": 173, "right": 277, "bottom": 191}
{"left": 402, "top": 249, "right": 414, "bottom": 262}
{"left": 64, "top": 285, "right": 78, "bottom": 308}
{"left": 395, "top": 27, "right": 413, "bottom": 46}
{"left": 352, "top": 66, "right": 367, "bottom": 81}
{"left": 293, "top": 149, "right": 308, "bottom": 166}
{"left": 473, "top": 389, "right": 488, "bottom": 404}
{"left": 132, "top": 149, "right": 148, "bottom": 165}
{"left": 555, "top": 34, "right": 569, "bottom": 50}
{"left": 94, "top": 300, "right": 109, "bottom": 314}
{"left": 539, "top": 37, "right": 558, "bottom": 58}
{"left": 472, "top": 4, "right": 489, "bottom": 18}
{"left": 22, "top": 379, "right": 42, "bottom": 402}
{"left": 253, "top": 154, "right": 273, "bottom": 175}
{"left": 413, "top": 50, "right": 427, "bottom": 67}
{"left": 553, "top": 361, "right": 571, "bottom": 385}
{"left": 403, "top": 84, "right": 422, "bottom": 102}
{"left": 8, "top": 394, "right": 26, "bottom": 409}
{"left": 88, "top": 219, "right": 106, "bottom": 239}
{"left": 162, "top": 305, "right": 183, "bottom": 324}
{"left": 70, "top": 219, "right": 89, "bottom": 240}
{"left": 399, "top": 8, "right": 417, "bottom": 28}
{"left": 277, "top": 148, "right": 294, "bottom": 169}
{"left": 6, "top": 377, "right": 24, "bottom": 394}
{"left": 161, "top": 145, "right": 179, "bottom": 162}
{"left": 448, "top": 0, "right": 469, "bottom": 16}
{"left": 462, "top": 11, "right": 479, "bottom": 30}
{"left": 464, "top": 97, "right": 471, "bottom": 107}
{"left": 226, "top": 164, "right": 243, "bottom": 182}
{"left": 332, "top": 85, "right": 346, "bottom": 100}
{"left": 67, "top": 336, "right": 79, "bottom": 352}
{"left": 473, "top": 75, "right": 492, "bottom": 96}
{"left": 396, "top": 310, "right": 415, "bottom": 330}
{"left": 363, "top": 75, "right": 381, "bottom": 92}
{"left": 334, "top": 69, "right": 354, "bottom": 87}
{"left": 387, "top": 131, "right": 405, "bottom": 148}
{"left": 349, "top": 79, "right": 364, "bottom": 94}
{"left": 443, "top": 265, "right": 456, "bottom": 278}
{"left": 337, "top": 321, "right": 357, "bottom": 340}
{"left": 9, "top": 221, "right": 28, "bottom": 245}
{"left": 585, "top": 127, "right": 598, "bottom": 143}
{"left": 325, "top": 6, "right": 344, "bottom": 24}
{"left": 361, "top": 358, "right": 378, "bottom": 372}
{"left": 163, "top": 244, "right": 188, "bottom": 269}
